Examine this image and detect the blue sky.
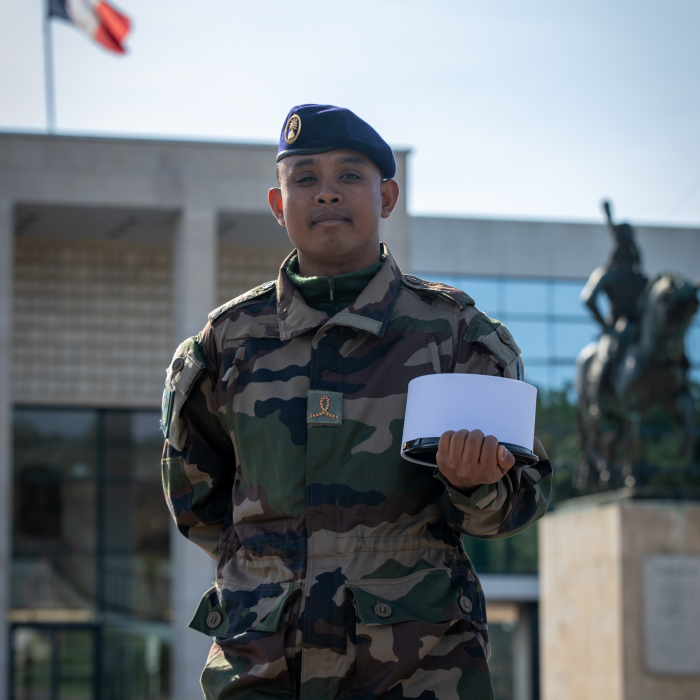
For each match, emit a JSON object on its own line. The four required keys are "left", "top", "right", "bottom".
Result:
{"left": 1, "top": 0, "right": 699, "bottom": 226}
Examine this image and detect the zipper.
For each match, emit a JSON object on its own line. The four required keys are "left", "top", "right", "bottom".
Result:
{"left": 328, "top": 278, "right": 335, "bottom": 302}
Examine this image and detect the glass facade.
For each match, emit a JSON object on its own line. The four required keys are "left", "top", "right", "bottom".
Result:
{"left": 11, "top": 408, "right": 170, "bottom": 700}
{"left": 421, "top": 274, "right": 610, "bottom": 395}
{"left": 419, "top": 273, "right": 700, "bottom": 573}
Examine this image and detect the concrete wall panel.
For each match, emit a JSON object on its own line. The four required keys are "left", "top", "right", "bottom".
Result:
{"left": 411, "top": 216, "right": 700, "bottom": 282}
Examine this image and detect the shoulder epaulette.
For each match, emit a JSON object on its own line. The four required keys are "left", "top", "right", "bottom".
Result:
{"left": 464, "top": 311, "right": 523, "bottom": 378}
{"left": 400, "top": 274, "right": 475, "bottom": 309}
{"left": 208, "top": 280, "right": 276, "bottom": 323}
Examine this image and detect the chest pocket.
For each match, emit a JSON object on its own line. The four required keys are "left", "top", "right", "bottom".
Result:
{"left": 223, "top": 322, "right": 280, "bottom": 348}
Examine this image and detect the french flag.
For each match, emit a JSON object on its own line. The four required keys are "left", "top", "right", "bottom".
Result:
{"left": 49, "top": 0, "right": 131, "bottom": 54}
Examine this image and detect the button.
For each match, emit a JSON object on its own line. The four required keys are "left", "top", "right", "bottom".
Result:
{"left": 261, "top": 281, "right": 274, "bottom": 290}
{"left": 206, "top": 611, "right": 222, "bottom": 628}
{"left": 497, "top": 327, "right": 512, "bottom": 345}
{"left": 374, "top": 603, "right": 392, "bottom": 618}
{"left": 172, "top": 358, "right": 185, "bottom": 372}
{"left": 405, "top": 275, "right": 422, "bottom": 285}
{"left": 459, "top": 596, "right": 472, "bottom": 613}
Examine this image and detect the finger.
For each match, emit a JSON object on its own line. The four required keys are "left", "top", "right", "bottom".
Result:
{"left": 462, "top": 429, "right": 484, "bottom": 465}
{"left": 450, "top": 429, "right": 470, "bottom": 462}
{"left": 480, "top": 435, "right": 499, "bottom": 466}
{"left": 437, "top": 431, "right": 455, "bottom": 461}
{"left": 496, "top": 445, "right": 516, "bottom": 472}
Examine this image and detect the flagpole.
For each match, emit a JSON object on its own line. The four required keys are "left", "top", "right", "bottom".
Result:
{"left": 42, "top": 0, "right": 56, "bottom": 133}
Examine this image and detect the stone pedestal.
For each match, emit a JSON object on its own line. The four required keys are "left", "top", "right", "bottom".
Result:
{"left": 539, "top": 492, "right": 700, "bottom": 700}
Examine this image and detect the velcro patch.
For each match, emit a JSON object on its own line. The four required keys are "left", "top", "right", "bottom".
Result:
{"left": 160, "top": 383, "right": 174, "bottom": 438}
{"left": 307, "top": 390, "right": 343, "bottom": 427}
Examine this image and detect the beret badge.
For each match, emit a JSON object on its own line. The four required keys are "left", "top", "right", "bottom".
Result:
{"left": 285, "top": 114, "right": 301, "bottom": 144}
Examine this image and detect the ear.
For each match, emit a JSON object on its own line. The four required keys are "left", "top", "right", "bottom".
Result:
{"left": 379, "top": 179, "right": 400, "bottom": 219}
{"left": 268, "top": 188, "right": 285, "bottom": 226}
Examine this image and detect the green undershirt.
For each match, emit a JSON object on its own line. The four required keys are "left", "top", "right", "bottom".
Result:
{"left": 285, "top": 252, "right": 386, "bottom": 316}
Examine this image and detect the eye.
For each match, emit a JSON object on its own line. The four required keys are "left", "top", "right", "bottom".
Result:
{"left": 296, "top": 175, "right": 316, "bottom": 184}
{"left": 341, "top": 172, "right": 361, "bottom": 180}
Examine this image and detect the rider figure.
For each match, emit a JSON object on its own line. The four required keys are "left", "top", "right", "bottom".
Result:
{"left": 580, "top": 201, "right": 648, "bottom": 412}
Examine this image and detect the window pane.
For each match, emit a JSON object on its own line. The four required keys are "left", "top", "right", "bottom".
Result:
{"left": 14, "top": 409, "right": 97, "bottom": 479}
{"left": 104, "top": 484, "right": 170, "bottom": 554}
{"left": 504, "top": 320, "right": 549, "bottom": 360}
{"left": 553, "top": 364, "right": 577, "bottom": 402}
{"left": 461, "top": 277, "right": 499, "bottom": 317}
{"left": 13, "top": 409, "right": 98, "bottom": 618}
{"left": 687, "top": 323, "right": 700, "bottom": 366}
{"left": 13, "top": 627, "right": 52, "bottom": 700}
{"left": 418, "top": 273, "right": 500, "bottom": 317}
{"left": 57, "top": 629, "right": 95, "bottom": 700}
{"left": 523, "top": 363, "right": 550, "bottom": 392}
{"left": 104, "top": 555, "right": 170, "bottom": 620}
{"left": 12, "top": 556, "right": 96, "bottom": 616}
{"left": 553, "top": 321, "right": 599, "bottom": 361}
{"left": 552, "top": 280, "right": 587, "bottom": 318}
{"left": 102, "top": 626, "right": 170, "bottom": 700}
{"left": 131, "top": 411, "right": 164, "bottom": 481}
{"left": 503, "top": 279, "right": 547, "bottom": 317}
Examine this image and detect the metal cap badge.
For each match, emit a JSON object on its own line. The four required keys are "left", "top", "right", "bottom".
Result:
{"left": 285, "top": 114, "right": 301, "bottom": 144}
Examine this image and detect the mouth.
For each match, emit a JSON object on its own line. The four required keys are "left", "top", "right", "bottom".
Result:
{"left": 312, "top": 213, "right": 350, "bottom": 228}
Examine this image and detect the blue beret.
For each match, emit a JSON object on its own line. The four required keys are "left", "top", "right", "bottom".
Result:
{"left": 276, "top": 104, "right": 396, "bottom": 179}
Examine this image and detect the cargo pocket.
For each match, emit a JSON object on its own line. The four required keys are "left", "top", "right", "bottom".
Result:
{"left": 346, "top": 568, "right": 490, "bottom": 695}
{"left": 193, "top": 580, "right": 302, "bottom": 697}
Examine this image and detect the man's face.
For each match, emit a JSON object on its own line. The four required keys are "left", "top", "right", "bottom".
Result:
{"left": 268, "top": 149, "right": 399, "bottom": 273}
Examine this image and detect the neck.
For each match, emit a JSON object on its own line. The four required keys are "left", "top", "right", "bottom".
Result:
{"left": 296, "top": 242, "right": 381, "bottom": 278}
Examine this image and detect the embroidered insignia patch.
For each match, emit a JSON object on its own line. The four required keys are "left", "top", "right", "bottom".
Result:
{"left": 307, "top": 390, "right": 343, "bottom": 426}
{"left": 285, "top": 114, "right": 301, "bottom": 144}
{"left": 160, "top": 383, "right": 174, "bottom": 438}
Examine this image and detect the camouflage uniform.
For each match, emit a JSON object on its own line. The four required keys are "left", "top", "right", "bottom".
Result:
{"left": 161, "top": 244, "right": 552, "bottom": 700}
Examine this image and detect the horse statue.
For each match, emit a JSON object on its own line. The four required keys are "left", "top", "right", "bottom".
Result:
{"left": 576, "top": 271, "right": 698, "bottom": 489}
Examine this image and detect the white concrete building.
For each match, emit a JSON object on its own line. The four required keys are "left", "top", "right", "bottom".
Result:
{"left": 1, "top": 133, "right": 698, "bottom": 700}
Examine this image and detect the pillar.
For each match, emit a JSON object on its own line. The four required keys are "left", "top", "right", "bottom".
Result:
{"left": 513, "top": 603, "right": 538, "bottom": 700}
{"left": 540, "top": 496, "right": 700, "bottom": 700}
{"left": 171, "top": 207, "right": 218, "bottom": 700}
{"left": 0, "top": 201, "right": 14, "bottom": 700}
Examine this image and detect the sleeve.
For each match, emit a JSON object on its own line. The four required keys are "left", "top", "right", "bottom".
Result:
{"left": 434, "top": 308, "right": 553, "bottom": 540}
{"left": 160, "top": 326, "right": 235, "bottom": 559}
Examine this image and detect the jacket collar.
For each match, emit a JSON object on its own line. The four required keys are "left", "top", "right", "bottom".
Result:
{"left": 277, "top": 242, "right": 402, "bottom": 341}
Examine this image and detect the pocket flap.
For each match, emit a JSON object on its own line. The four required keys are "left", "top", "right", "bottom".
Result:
{"left": 346, "top": 568, "right": 485, "bottom": 627}
{"left": 188, "top": 581, "right": 303, "bottom": 639}
{"left": 224, "top": 322, "right": 280, "bottom": 342}
{"left": 188, "top": 585, "right": 229, "bottom": 637}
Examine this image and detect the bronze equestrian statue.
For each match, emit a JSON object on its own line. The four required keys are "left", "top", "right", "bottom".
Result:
{"left": 575, "top": 201, "right": 699, "bottom": 490}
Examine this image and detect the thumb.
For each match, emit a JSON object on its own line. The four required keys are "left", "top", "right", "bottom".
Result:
{"left": 497, "top": 445, "right": 515, "bottom": 470}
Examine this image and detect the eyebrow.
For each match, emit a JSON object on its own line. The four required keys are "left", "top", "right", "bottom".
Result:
{"left": 336, "top": 156, "right": 366, "bottom": 166}
{"left": 289, "top": 158, "right": 318, "bottom": 170}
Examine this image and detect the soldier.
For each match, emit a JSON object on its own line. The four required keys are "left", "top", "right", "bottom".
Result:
{"left": 160, "top": 104, "right": 552, "bottom": 700}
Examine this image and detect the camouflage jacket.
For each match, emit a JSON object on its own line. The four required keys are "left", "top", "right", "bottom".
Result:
{"left": 161, "top": 244, "right": 552, "bottom": 700}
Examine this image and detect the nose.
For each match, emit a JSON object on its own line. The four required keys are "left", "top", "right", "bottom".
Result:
{"left": 315, "top": 188, "right": 342, "bottom": 206}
